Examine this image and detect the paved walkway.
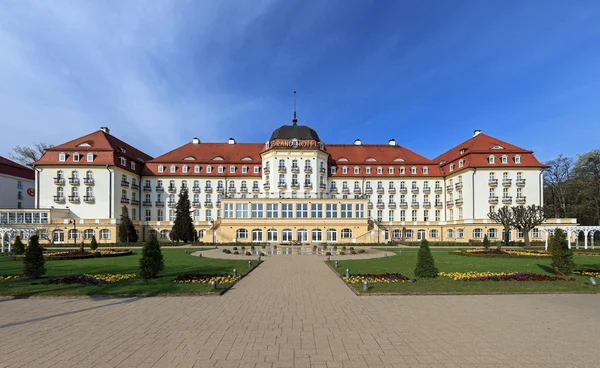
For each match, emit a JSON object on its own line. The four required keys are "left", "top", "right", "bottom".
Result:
{"left": 1, "top": 257, "right": 599, "bottom": 368}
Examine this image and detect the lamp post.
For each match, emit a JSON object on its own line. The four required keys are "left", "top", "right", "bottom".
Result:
{"left": 69, "top": 219, "right": 77, "bottom": 249}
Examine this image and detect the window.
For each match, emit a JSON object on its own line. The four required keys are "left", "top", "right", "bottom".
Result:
{"left": 236, "top": 203, "right": 249, "bottom": 218}
{"left": 82, "top": 229, "right": 94, "bottom": 240}
{"left": 218, "top": 166, "right": 224, "bottom": 173}
{"left": 282, "top": 203, "right": 293, "bottom": 218}
{"left": 405, "top": 229, "right": 413, "bottom": 238}
{"left": 429, "top": 230, "right": 438, "bottom": 238}
{"left": 158, "top": 165, "right": 164, "bottom": 173}
{"left": 341, "top": 228, "right": 352, "bottom": 239}
{"left": 145, "top": 209, "right": 151, "bottom": 221}
{"left": 392, "top": 229, "right": 401, "bottom": 238}
{"left": 182, "top": 166, "right": 188, "bottom": 173}
{"left": 388, "top": 167, "right": 394, "bottom": 174}
{"left": 365, "top": 167, "right": 371, "bottom": 174}
{"left": 72, "top": 153, "right": 80, "bottom": 162}
{"left": 282, "top": 229, "right": 293, "bottom": 243}
{"left": 157, "top": 209, "right": 164, "bottom": 221}
{"left": 224, "top": 203, "right": 233, "bottom": 218}
{"left": 312, "top": 229, "right": 322, "bottom": 242}
{"left": 514, "top": 155, "right": 521, "bottom": 164}
{"left": 355, "top": 203, "right": 364, "bottom": 218}
{"left": 399, "top": 167, "right": 405, "bottom": 174}
{"left": 326, "top": 229, "right": 337, "bottom": 242}
{"left": 423, "top": 167, "right": 428, "bottom": 174}
{"left": 342, "top": 166, "right": 348, "bottom": 174}
{"left": 388, "top": 210, "right": 394, "bottom": 222}
{"left": 458, "top": 159, "right": 464, "bottom": 168}
{"left": 330, "top": 167, "right": 336, "bottom": 174}
{"left": 326, "top": 203, "right": 338, "bottom": 218}
{"left": 266, "top": 203, "right": 278, "bottom": 218}
{"left": 170, "top": 165, "right": 176, "bottom": 173}
{"left": 449, "top": 164, "right": 455, "bottom": 172}
{"left": 194, "top": 165, "right": 200, "bottom": 173}
{"left": 230, "top": 166, "right": 235, "bottom": 173}
{"left": 377, "top": 167, "right": 382, "bottom": 174}
{"left": 423, "top": 210, "right": 429, "bottom": 221}
{"left": 473, "top": 228, "right": 483, "bottom": 239}
{"left": 207, "top": 166, "right": 212, "bottom": 173}
{"left": 341, "top": 203, "right": 352, "bottom": 218}
{"left": 532, "top": 228, "right": 541, "bottom": 238}
{"left": 169, "top": 209, "right": 175, "bottom": 222}
{"left": 59, "top": 152, "right": 66, "bottom": 161}
{"left": 488, "top": 156, "right": 495, "bottom": 164}
{"left": 311, "top": 204, "right": 323, "bottom": 218}
{"left": 250, "top": 203, "right": 263, "bottom": 218}
{"left": 160, "top": 230, "right": 170, "bottom": 239}
{"left": 410, "top": 167, "right": 417, "bottom": 174}
{"left": 457, "top": 229, "right": 464, "bottom": 239}
{"left": 488, "top": 228, "right": 498, "bottom": 239}
{"left": 417, "top": 229, "right": 426, "bottom": 240}
{"left": 131, "top": 162, "right": 136, "bottom": 170}
{"left": 447, "top": 229, "right": 454, "bottom": 239}
{"left": 100, "top": 229, "right": 111, "bottom": 240}
{"left": 267, "top": 228, "right": 278, "bottom": 242}
{"left": 411, "top": 210, "right": 417, "bottom": 222}
{"left": 435, "top": 210, "right": 440, "bottom": 221}
{"left": 254, "top": 166, "right": 260, "bottom": 174}
{"left": 252, "top": 229, "right": 263, "bottom": 242}
{"left": 297, "top": 229, "right": 308, "bottom": 242}
{"left": 236, "top": 229, "right": 248, "bottom": 239}
{"left": 501, "top": 155, "right": 508, "bottom": 164}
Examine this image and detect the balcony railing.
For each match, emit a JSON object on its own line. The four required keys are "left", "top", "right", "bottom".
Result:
{"left": 131, "top": 199, "right": 139, "bottom": 205}
{"left": 131, "top": 182, "right": 139, "bottom": 190}
{"left": 488, "top": 196, "right": 499, "bottom": 203}
{"left": 330, "top": 187, "right": 338, "bottom": 193}
{"left": 155, "top": 201, "right": 164, "bottom": 206}
{"left": 155, "top": 186, "right": 164, "bottom": 192}
{"left": 263, "top": 183, "right": 270, "bottom": 189}
{"left": 216, "top": 186, "right": 224, "bottom": 193}
{"left": 423, "top": 201, "right": 431, "bottom": 208}
{"left": 489, "top": 179, "right": 498, "bottom": 186}
{"left": 168, "top": 186, "right": 177, "bottom": 193}
{"left": 278, "top": 166, "right": 286, "bottom": 173}
{"left": 434, "top": 201, "right": 443, "bottom": 207}
{"left": 319, "top": 183, "right": 326, "bottom": 190}
{"left": 240, "top": 186, "right": 248, "bottom": 193}
{"left": 278, "top": 183, "right": 287, "bottom": 190}
{"left": 399, "top": 187, "right": 408, "bottom": 194}
{"left": 388, "top": 202, "right": 396, "bottom": 209}
{"left": 399, "top": 202, "right": 408, "bottom": 208}
{"left": 455, "top": 198, "right": 463, "bottom": 205}
{"left": 168, "top": 201, "right": 176, "bottom": 207}
{"left": 411, "top": 201, "right": 420, "bottom": 207}
{"left": 376, "top": 202, "right": 385, "bottom": 209}
{"left": 367, "top": 202, "right": 373, "bottom": 209}
{"left": 263, "top": 167, "right": 270, "bottom": 174}
{"left": 365, "top": 187, "right": 373, "bottom": 194}
{"left": 68, "top": 195, "right": 80, "bottom": 202}
{"left": 192, "top": 201, "right": 201, "bottom": 207}
{"left": 342, "top": 187, "right": 350, "bottom": 193}
{"left": 502, "top": 179, "right": 512, "bottom": 186}
{"left": 83, "top": 196, "right": 95, "bottom": 203}
{"left": 54, "top": 178, "right": 65, "bottom": 185}
{"left": 411, "top": 187, "right": 419, "bottom": 194}
{"left": 291, "top": 183, "right": 300, "bottom": 189}
{"left": 143, "top": 201, "right": 153, "bottom": 206}
{"left": 205, "top": 186, "right": 213, "bottom": 193}
{"left": 192, "top": 186, "right": 200, "bottom": 193}
{"left": 204, "top": 201, "right": 213, "bottom": 208}
{"left": 354, "top": 187, "right": 361, "bottom": 194}
{"left": 502, "top": 196, "right": 512, "bottom": 204}
{"left": 303, "top": 183, "right": 312, "bottom": 189}
{"left": 446, "top": 200, "right": 454, "bottom": 207}
{"left": 54, "top": 195, "right": 65, "bottom": 202}
{"left": 291, "top": 166, "right": 300, "bottom": 173}
{"left": 143, "top": 185, "right": 152, "bottom": 192}
{"left": 376, "top": 188, "right": 384, "bottom": 194}
{"left": 84, "top": 178, "right": 95, "bottom": 185}
{"left": 516, "top": 179, "right": 526, "bottom": 186}
{"left": 516, "top": 196, "right": 526, "bottom": 204}
{"left": 69, "top": 178, "right": 80, "bottom": 185}
{"left": 319, "top": 167, "right": 326, "bottom": 173}
{"left": 121, "top": 180, "right": 130, "bottom": 187}
{"left": 434, "top": 187, "right": 442, "bottom": 194}
{"left": 304, "top": 166, "right": 313, "bottom": 173}
{"left": 388, "top": 187, "right": 396, "bottom": 194}
{"left": 455, "top": 182, "right": 463, "bottom": 189}
{"left": 252, "top": 186, "right": 260, "bottom": 193}
{"left": 446, "top": 185, "right": 453, "bottom": 191}
{"left": 423, "top": 187, "right": 431, "bottom": 194}
{"left": 120, "top": 197, "right": 130, "bottom": 204}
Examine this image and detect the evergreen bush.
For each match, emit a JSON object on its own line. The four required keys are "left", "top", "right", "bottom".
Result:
{"left": 118, "top": 206, "right": 138, "bottom": 244}
{"left": 23, "top": 235, "right": 46, "bottom": 279}
{"left": 13, "top": 236, "right": 25, "bottom": 255}
{"left": 414, "top": 239, "right": 438, "bottom": 278}
{"left": 482, "top": 235, "right": 490, "bottom": 250}
{"left": 139, "top": 234, "right": 164, "bottom": 279}
{"left": 90, "top": 235, "right": 98, "bottom": 250}
{"left": 170, "top": 189, "right": 195, "bottom": 243}
{"left": 551, "top": 229, "right": 575, "bottom": 275}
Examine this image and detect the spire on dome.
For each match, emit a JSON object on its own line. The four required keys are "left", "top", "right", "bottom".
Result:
{"left": 292, "top": 90, "right": 298, "bottom": 126}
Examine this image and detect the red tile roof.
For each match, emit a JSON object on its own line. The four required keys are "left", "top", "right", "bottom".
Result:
{"left": 0, "top": 156, "right": 35, "bottom": 180}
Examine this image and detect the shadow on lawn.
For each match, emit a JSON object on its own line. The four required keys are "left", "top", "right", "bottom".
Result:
{"left": 537, "top": 264, "right": 555, "bottom": 274}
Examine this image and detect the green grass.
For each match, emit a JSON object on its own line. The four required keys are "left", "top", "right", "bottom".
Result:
{"left": 329, "top": 249, "right": 600, "bottom": 294}
{"left": 0, "top": 248, "right": 257, "bottom": 296}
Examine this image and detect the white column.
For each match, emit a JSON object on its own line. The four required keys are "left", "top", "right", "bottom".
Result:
{"left": 575, "top": 232, "right": 579, "bottom": 250}
{"left": 0, "top": 230, "right": 4, "bottom": 253}
{"left": 567, "top": 230, "right": 572, "bottom": 249}
{"left": 545, "top": 230, "right": 549, "bottom": 251}
{"left": 585, "top": 230, "right": 589, "bottom": 250}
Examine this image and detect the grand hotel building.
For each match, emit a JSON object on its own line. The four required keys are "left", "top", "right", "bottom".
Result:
{"left": 0, "top": 119, "right": 574, "bottom": 245}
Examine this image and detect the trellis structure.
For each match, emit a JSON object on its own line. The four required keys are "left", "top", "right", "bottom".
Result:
{"left": 541, "top": 226, "right": 600, "bottom": 250}
{"left": 0, "top": 227, "right": 37, "bottom": 253}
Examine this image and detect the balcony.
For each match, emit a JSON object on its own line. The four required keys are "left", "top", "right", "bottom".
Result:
{"left": 168, "top": 186, "right": 177, "bottom": 193}
{"left": 69, "top": 178, "right": 80, "bottom": 185}
{"left": 216, "top": 186, "right": 224, "bottom": 194}
{"left": 488, "top": 196, "right": 499, "bottom": 204}
{"left": 143, "top": 200, "right": 153, "bottom": 206}
{"left": 278, "top": 183, "right": 286, "bottom": 190}
{"left": 192, "top": 201, "right": 201, "bottom": 207}
{"left": 83, "top": 196, "right": 95, "bottom": 203}
{"left": 342, "top": 187, "right": 350, "bottom": 194}
{"left": 263, "top": 167, "right": 270, "bottom": 174}
{"left": 168, "top": 201, "right": 176, "bottom": 207}
{"left": 54, "top": 178, "right": 65, "bottom": 185}
{"left": 502, "top": 196, "right": 512, "bottom": 204}
{"left": 121, "top": 180, "right": 130, "bottom": 187}
{"left": 489, "top": 179, "right": 498, "bottom": 186}
{"left": 516, "top": 179, "right": 526, "bottom": 186}
{"left": 388, "top": 187, "right": 396, "bottom": 194}
{"left": 516, "top": 196, "right": 526, "bottom": 204}
{"left": 304, "top": 166, "right": 313, "bottom": 173}
{"left": 252, "top": 186, "right": 260, "bottom": 193}
{"left": 204, "top": 201, "right": 213, "bottom": 208}
{"left": 399, "top": 201, "right": 408, "bottom": 208}
{"left": 131, "top": 199, "right": 140, "bottom": 205}
{"left": 354, "top": 187, "right": 361, "bottom": 194}
{"left": 68, "top": 195, "right": 80, "bottom": 203}
{"left": 155, "top": 201, "right": 164, "bottom": 206}
{"left": 423, "top": 201, "right": 432, "bottom": 208}
{"left": 502, "top": 179, "right": 512, "bottom": 186}
{"left": 434, "top": 201, "right": 443, "bottom": 208}
{"left": 330, "top": 187, "right": 338, "bottom": 194}
{"left": 155, "top": 185, "right": 164, "bottom": 193}
{"left": 263, "top": 183, "right": 270, "bottom": 190}
{"left": 411, "top": 187, "right": 419, "bottom": 194}
{"left": 455, "top": 182, "right": 463, "bottom": 190}
{"left": 228, "top": 187, "right": 235, "bottom": 193}
{"left": 367, "top": 202, "right": 373, "bottom": 209}
{"left": 120, "top": 197, "right": 130, "bottom": 204}
{"left": 278, "top": 166, "right": 287, "bottom": 173}
{"left": 143, "top": 185, "right": 152, "bottom": 192}
{"left": 399, "top": 187, "right": 408, "bottom": 194}
{"left": 411, "top": 201, "right": 420, "bottom": 208}
{"left": 423, "top": 187, "right": 431, "bottom": 194}
{"left": 455, "top": 198, "right": 463, "bottom": 205}
{"left": 319, "top": 167, "right": 326, "bottom": 173}
{"left": 291, "top": 182, "right": 300, "bottom": 190}
{"left": 131, "top": 182, "right": 139, "bottom": 190}
{"left": 291, "top": 166, "right": 300, "bottom": 173}
{"left": 365, "top": 187, "right": 373, "bottom": 194}
{"left": 446, "top": 200, "right": 454, "bottom": 207}
{"left": 240, "top": 186, "right": 248, "bottom": 193}
{"left": 388, "top": 202, "right": 396, "bottom": 209}
{"left": 216, "top": 201, "right": 221, "bottom": 207}
{"left": 446, "top": 185, "right": 453, "bottom": 192}
{"left": 376, "top": 188, "right": 385, "bottom": 194}
{"left": 319, "top": 183, "right": 326, "bottom": 191}
{"left": 192, "top": 186, "right": 200, "bottom": 193}
{"left": 303, "top": 183, "right": 313, "bottom": 190}
{"left": 84, "top": 178, "right": 95, "bottom": 185}
{"left": 205, "top": 186, "right": 213, "bottom": 193}
{"left": 54, "top": 195, "right": 65, "bottom": 202}
{"left": 376, "top": 202, "right": 385, "bottom": 209}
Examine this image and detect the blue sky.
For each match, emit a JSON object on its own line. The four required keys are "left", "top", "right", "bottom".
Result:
{"left": 1, "top": 1, "right": 599, "bottom": 162}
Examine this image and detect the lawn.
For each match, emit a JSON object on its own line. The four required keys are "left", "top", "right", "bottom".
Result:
{"left": 329, "top": 249, "right": 600, "bottom": 294}
{"left": 0, "top": 248, "right": 257, "bottom": 296}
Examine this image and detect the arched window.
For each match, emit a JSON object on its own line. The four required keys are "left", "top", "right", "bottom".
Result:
{"left": 52, "top": 230, "right": 64, "bottom": 243}
{"left": 429, "top": 229, "right": 438, "bottom": 239}
{"left": 282, "top": 228, "right": 293, "bottom": 242}
{"left": 193, "top": 194, "right": 199, "bottom": 202}
{"left": 487, "top": 228, "right": 498, "bottom": 239}
{"left": 100, "top": 229, "right": 111, "bottom": 240}
{"left": 68, "top": 229, "right": 79, "bottom": 240}
{"left": 297, "top": 229, "right": 308, "bottom": 242}
{"left": 341, "top": 228, "right": 353, "bottom": 239}
{"left": 197, "top": 230, "right": 205, "bottom": 239}
{"left": 160, "top": 230, "right": 170, "bottom": 239}
{"left": 326, "top": 229, "right": 337, "bottom": 242}
{"left": 447, "top": 229, "right": 454, "bottom": 239}
{"left": 37, "top": 229, "right": 48, "bottom": 240}
{"left": 312, "top": 229, "right": 322, "bottom": 242}
{"left": 236, "top": 229, "right": 248, "bottom": 239}
{"left": 404, "top": 229, "right": 413, "bottom": 238}
{"left": 473, "top": 228, "right": 483, "bottom": 239}
{"left": 83, "top": 229, "right": 95, "bottom": 240}
{"left": 267, "top": 228, "right": 278, "bottom": 242}
{"left": 417, "top": 229, "right": 426, "bottom": 240}
{"left": 392, "top": 229, "right": 401, "bottom": 238}
{"left": 252, "top": 229, "right": 263, "bottom": 242}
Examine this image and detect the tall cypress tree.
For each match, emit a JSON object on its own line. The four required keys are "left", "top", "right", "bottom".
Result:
{"left": 13, "top": 235, "right": 25, "bottom": 255}
{"left": 171, "top": 188, "right": 195, "bottom": 243}
{"left": 23, "top": 235, "right": 46, "bottom": 279}
{"left": 118, "top": 205, "right": 138, "bottom": 244}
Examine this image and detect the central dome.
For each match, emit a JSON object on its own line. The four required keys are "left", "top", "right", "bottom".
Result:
{"left": 270, "top": 123, "right": 321, "bottom": 141}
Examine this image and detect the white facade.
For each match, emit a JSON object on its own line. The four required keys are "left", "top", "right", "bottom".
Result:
{"left": 0, "top": 173, "right": 34, "bottom": 209}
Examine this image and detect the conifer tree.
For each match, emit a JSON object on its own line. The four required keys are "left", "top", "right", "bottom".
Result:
{"left": 139, "top": 233, "right": 164, "bottom": 279}
{"left": 13, "top": 235, "right": 25, "bottom": 255}
{"left": 171, "top": 188, "right": 195, "bottom": 243}
{"left": 23, "top": 235, "right": 46, "bottom": 279}
{"left": 482, "top": 234, "right": 490, "bottom": 250}
{"left": 414, "top": 239, "right": 438, "bottom": 278}
{"left": 118, "top": 205, "right": 138, "bottom": 244}
{"left": 551, "top": 228, "right": 575, "bottom": 275}
{"left": 90, "top": 235, "right": 98, "bottom": 250}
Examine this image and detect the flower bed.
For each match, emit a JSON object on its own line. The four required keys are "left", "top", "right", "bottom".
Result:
{"left": 439, "top": 271, "right": 575, "bottom": 282}
{"left": 0, "top": 275, "right": 19, "bottom": 281}
{"left": 343, "top": 273, "right": 417, "bottom": 284}
{"left": 574, "top": 269, "right": 600, "bottom": 277}
{"left": 450, "top": 249, "right": 551, "bottom": 258}
{"left": 44, "top": 249, "right": 133, "bottom": 260}
{"left": 173, "top": 274, "right": 241, "bottom": 284}
{"left": 34, "top": 273, "right": 136, "bottom": 285}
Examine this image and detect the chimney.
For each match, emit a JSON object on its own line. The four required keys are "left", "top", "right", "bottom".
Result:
{"left": 192, "top": 137, "right": 200, "bottom": 144}
{"left": 473, "top": 130, "right": 482, "bottom": 137}
{"left": 100, "top": 126, "right": 110, "bottom": 134}
{"left": 354, "top": 139, "right": 362, "bottom": 146}
{"left": 388, "top": 138, "right": 396, "bottom": 146}
{"left": 228, "top": 138, "right": 236, "bottom": 145}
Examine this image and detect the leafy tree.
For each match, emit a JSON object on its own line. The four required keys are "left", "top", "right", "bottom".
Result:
{"left": 13, "top": 235, "right": 25, "bottom": 255}
{"left": 90, "top": 235, "right": 98, "bottom": 250}
{"left": 11, "top": 142, "right": 54, "bottom": 168}
{"left": 414, "top": 239, "right": 438, "bottom": 278}
{"left": 171, "top": 188, "right": 195, "bottom": 243}
{"left": 118, "top": 206, "right": 138, "bottom": 244}
{"left": 550, "top": 229, "right": 574, "bottom": 275}
{"left": 139, "top": 233, "right": 164, "bottom": 279}
{"left": 482, "top": 234, "right": 490, "bottom": 250}
{"left": 544, "top": 155, "right": 573, "bottom": 219}
{"left": 488, "top": 206, "right": 514, "bottom": 248}
{"left": 512, "top": 205, "right": 546, "bottom": 248}
{"left": 23, "top": 235, "right": 46, "bottom": 279}
{"left": 572, "top": 150, "right": 600, "bottom": 226}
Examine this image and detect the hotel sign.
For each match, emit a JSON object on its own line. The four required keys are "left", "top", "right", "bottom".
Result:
{"left": 270, "top": 139, "right": 319, "bottom": 148}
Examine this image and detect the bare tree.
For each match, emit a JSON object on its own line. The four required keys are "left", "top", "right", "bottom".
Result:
{"left": 10, "top": 142, "right": 54, "bottom": 168}
{"left": 512, "top": 205, "right": 546, "bottom": 248}
{"left": 544, "top": 155, "right": 573, "bottom": 218}
{"left": 488, "top": 206, "right": 514, "bottom": 247}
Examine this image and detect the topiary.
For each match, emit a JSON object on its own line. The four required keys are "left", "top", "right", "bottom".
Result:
{"left": 234, "top": 251, "right": 239, "bottom": 255}
{"left": 339, "top": 251, "right": 346, "bottom": 255}
{"left": 551, "top": 229, "right": 574, "bottom": 276}
{"left": 23, "top": 235, "right": 45, "bottom": 279}
{"left": 414, "top": 239, "right": 438, "bottom": 278}
{"left": 90, "top": 235, "right": 98, "bottom": 250}
{"left": 233, "top": 246, "right": 238, "bottom": 250}
{"left": 245, "top": 251, "right": 251, "bottom": 256}
{"left": 482, "top": 234, "right": 490, "bottom": 250}
{"left": 350, "top": 250, "right": 357, "bottom": 255}
{"left": 223, "top": 249, "right": 231, "bottom": 254}
{"left": 325, "top": 251, "right": 331, "bottom": 256}
{"left": 13, "top": 236, "right": 25, "bottom": 255}
{"left": 358, "top": 249, "right": 366, "bottom": 254}
{"left": 139, "top": 233, "right": 164, "bottom": 279}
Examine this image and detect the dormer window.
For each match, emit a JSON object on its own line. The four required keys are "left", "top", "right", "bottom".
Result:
{"left": 366, "top": 167, "right": 371, "bottom": 174}
{"left": 354, "top": 166, "right": 359, "bottom": 174}
{"left": 131, "top": 162, "right": 136, "bottom": 170}
{"left": 120, "top": 157, "right": 126, "bottom": 166}
{"left": 230, "top": 166, "right": 235, "bottom": 173}
{"left": 459, "top": 149, "right": 466, "bottom": 155}
{"left": 458, "top": 159, "right": 464, "bottom": 168}
{"left": 377, "top": 167, "right": 382, "bottom": 174}
{"left": 330, "top": 167, "right": 336, "bottom": 174}
{"left": 194, "top": 165, "right": 200, "bottom": 173}
{"left": 158, "top": 165, "right": 164, "bottom": 173}
{"left": 501, "top": 155, "right": 508, "bottom": 164}
{"left": 73, "top": 153, "right": 80, "bottom": 162}
{"left": 170, "top": 165, "right": 176, "bottom": 173}
{"left": 342, "top": 166, "right": 348, "bottom": 174}
{"left": 218, "top": 166, "right": 224, "bottom": 173}
{"left": 410, "top": 167, "right": 417, "bottom": 174}
{"left": 514, "top": 155, "right": 521, "bottom": 164}
{"left": 254, "top": 166, "right": 260, "bottom": 173}
{"left": 242, "top": 166, "right": 247, "bottom": 173}
{"left": 422, "top": 167, "right": 429, "bottom": 174}
{"left": 488, "top": 156, "right": 495, "bottom": 164}
{"left": 86, "top": 153, "right": 94, "bottom": 162}
{"left": 182, "top": 165, "right": 188, "bottom": 173}
{"left": 400, "top": 166, "right": 405, "bottom": 174}
{"left": 207, "top": 166, "right": 212, "bottom": 173}
{"left": 449, "top": 164, "right": 455, "bottom": 172}
{"left": 388, "top": 167, "right": 394, "bottom": 174}
{"left": 59, "top": 152, "right": 66, "bottom": 162}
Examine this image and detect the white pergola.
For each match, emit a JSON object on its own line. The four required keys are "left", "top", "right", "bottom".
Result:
{"left": 0, "top": 227, "right": 37, "bottom": 253}
{"left": 541, "top": 226, "right": 600, "bottom": 250}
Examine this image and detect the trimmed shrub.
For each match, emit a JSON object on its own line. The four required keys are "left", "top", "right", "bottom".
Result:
{"left": 482, "top": 235, "right": 490, "bottom": 250}
{"left": 358, "top": 249, "right": 366, "bottom": 254}
{"left": 245, "top": 251, "right": 251, "bottom": 256}
{"left": 350, "top": 250, "right": 357, "bottom": 255}
{"left": 23, "top": 235, "right": 45, "bottom": 279}
{"left": 90, "top": 235, "right": 98, "bottom": 250}
{"left": 414, "top": 239, "right": 438, "bottom": 278}
{"left": 139, "top": 234, "right": 164, "bottom": 279}
{"left": 339, "top": 251, "right": 346, "bottom": 255}
{"left": 325, "top": 251, "right": 331, "bottom": 256}
{"left": 222, "top": 249, "right": 231, "bottom": 254}
{"left": 551, "top": 229, "right": 575, "bottom": 276}
{"left": 233, "top": 246, "right": 238, "bottom": 250}
{"left": 13, "top": 236, "right": 25, "bottom": 255}
{"left": 234, "top": 251, "right": 239, "bottom": 255}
